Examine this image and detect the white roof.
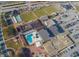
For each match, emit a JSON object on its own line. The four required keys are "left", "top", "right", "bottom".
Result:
{"left": 35, "top": 41, "right": 41, "bottom": 47}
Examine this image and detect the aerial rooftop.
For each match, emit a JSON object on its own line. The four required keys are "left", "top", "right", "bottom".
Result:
{"left": 0, "top": 1, "right": 79, "bottom": 57}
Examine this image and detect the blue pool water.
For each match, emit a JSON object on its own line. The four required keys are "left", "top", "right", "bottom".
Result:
{"left": 25, "top": 34, "right": 33, "bottom": 44}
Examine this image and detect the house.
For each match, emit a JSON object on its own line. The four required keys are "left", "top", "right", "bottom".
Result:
{"left": 39, "top": 16, "right": 64, "bottom": 36}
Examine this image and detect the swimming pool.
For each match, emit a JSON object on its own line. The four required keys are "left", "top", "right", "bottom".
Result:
{"left": 25, "top": 34, "right": 33, "bottom": 45}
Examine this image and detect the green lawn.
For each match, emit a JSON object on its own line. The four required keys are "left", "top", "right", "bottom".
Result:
{"left": 20, "top": 6, "right": 57, "bottom": 22}
{"left": 5, "top": 39, "right": 22, "bottom": 51}
{"left": 1, "top": 19, "right": 8, "bottom": 27}
{"left": 3, "top": 27, "right": 9, "bottom": 40}
{"left": 3, "top": 25, "right": 17, "bottom": 40}
{"left": 76, "top": 6, "right": 79, "bottom": 11}
{"left": 42, "top": 6, "right": 57, "bottom": 15}
{"left": 33, "top": 7, "right": 47, "bottom": 17}
{"left": 0, "top": 19, "right": 1, "bottom": 24}
{"left": 20, "top": 11, "right": 37, "bottom": 22}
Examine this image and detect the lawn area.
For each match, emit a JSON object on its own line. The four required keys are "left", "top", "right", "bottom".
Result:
{"left": 0, "top": 19, "right": 1, "bottom": 24}
{"left": 1, "top": 18, "right": 8, "bottom": 27}
{"left": 20, "top": 6, "right": 57, "bottom": 22}
{"left": 42, "top": 6, "right": 57, "bottom": 15}
{"left": 33, "top": 7, "right": 47, "bottom": 17}
{"left": 5, "top": 38, "right": 22, "bottom": 51}
{"left": 20, "top": 11, "right": 38, "bottom": 22}
{"left": 76, "top": 6, "right": 79, "bottom": 11}
{"left": 3, "top": 25, "right": 17, "bottom": 40}
{"left": 0, "top": 15, "right": 2, "bottom": 25}
{"left": 3, "top": 27, "right": 9, "bottom": 40}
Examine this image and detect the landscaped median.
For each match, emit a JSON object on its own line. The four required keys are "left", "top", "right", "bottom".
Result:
{"left": 20, "top": 6, "right": 58, "bottom": 22}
